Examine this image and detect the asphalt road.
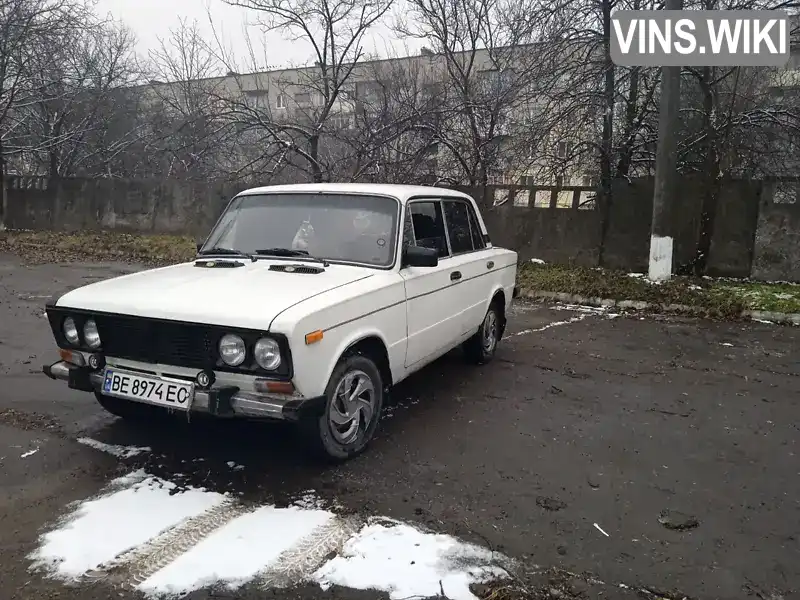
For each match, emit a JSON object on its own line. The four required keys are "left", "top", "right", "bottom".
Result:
{"left": 1, "top": 253, "right": 798, "bottom": 600}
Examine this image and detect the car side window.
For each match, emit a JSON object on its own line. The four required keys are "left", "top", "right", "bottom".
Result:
{"left": 443, "top": 200, "right": 474, "bottom": 254}
{"left": 408, "top": 201, "right": 449, "bottom": 258}
{"left": 466, "top": 202, "right": 487, "bottom": 250}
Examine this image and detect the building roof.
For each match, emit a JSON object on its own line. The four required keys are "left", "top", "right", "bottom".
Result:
{"left": 237, "top": 182, "right": 473, "bottom": 203}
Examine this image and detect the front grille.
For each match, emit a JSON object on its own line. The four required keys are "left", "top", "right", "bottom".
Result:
{"left": 94, "top": 315, "right": 218, "bottom": 368}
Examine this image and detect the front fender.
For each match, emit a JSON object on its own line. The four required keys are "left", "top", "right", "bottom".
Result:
{"left": 320, "top": 327, "right": 394, "bottom": 392}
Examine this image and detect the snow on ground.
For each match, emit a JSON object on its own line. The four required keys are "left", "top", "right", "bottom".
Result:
{"left": 138, "top": 505, "right": 335, "bottom": 597}
{"left": 314, "top": 518, "right": 506, "bottom": 600}
{"left": 77, "top": 437, "right": 151, "bottom": 458}
{"left": 28, "top": 471, "right": 226, "bottom": 579}
{"left": 28, "top": 470, "right": 510, "bottom": 599}
{"left": 506, "top": 313, "right": 590, "bottom": 338}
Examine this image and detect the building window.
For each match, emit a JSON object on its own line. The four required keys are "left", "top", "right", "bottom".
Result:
{"left": 276, "top": 94, "right": 286, "bottom": 109}
{"left": 294, "top": 91, "right": 311, "bottom": 105}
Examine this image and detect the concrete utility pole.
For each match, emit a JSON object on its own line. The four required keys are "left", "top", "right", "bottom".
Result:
{"left": 648, "top": 0, "right": 683, "bottom": 282}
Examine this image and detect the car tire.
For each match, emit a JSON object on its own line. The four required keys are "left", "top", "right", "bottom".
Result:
{"left": 301, "top": 354, "right": 384, "bottom": 462}
{"left": 463, "top": 300, "right": 503, "bottom": 365}
{"left": 94, "top": 392, "right": 158, "bottom": 420}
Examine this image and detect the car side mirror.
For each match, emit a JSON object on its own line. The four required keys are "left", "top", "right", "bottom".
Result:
{"left": 403, "top": 245, "right": 438, "bottom": 268}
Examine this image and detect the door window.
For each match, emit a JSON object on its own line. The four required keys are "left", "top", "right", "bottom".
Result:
{"left": 443, "top": 201, "right": 474, "bottom": 254}
{"left": 408, "top": 201, "right": 449, "bottom": 258}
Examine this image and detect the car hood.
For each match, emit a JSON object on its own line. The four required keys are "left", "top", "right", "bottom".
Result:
{"left": 53, "top": 259, "right": 374, "bottom": 330}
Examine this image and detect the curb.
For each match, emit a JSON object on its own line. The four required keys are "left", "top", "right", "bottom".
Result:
{"left": 520, "top": 290, "right": 800, "bottom": 325}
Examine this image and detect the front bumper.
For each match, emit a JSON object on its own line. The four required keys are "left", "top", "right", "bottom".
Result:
{"left": 42, "top": 359, "right": 324, "bottom": 421}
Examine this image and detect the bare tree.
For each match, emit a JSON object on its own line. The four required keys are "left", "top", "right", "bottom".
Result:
{"left": 10, "top": 16, "right": 140, "bottom": 177}
{"left": 0, "top": 0, "right": 94, "bottom": 223}
{"left": 327, "top": 54, "right": 444, "bottom": 183}
{"left": 395, "top": 0, "right": 557, "bottom": 187}
{"left": 135, "top": 17, "right": 240, "bottom": 180}
{"left": 217, "top": 0, "right": 394, "bottom": 183}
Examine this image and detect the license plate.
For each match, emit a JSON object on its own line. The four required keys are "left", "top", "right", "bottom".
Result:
{"left": 102, "top": 368, "right": 193, "bottom": 410}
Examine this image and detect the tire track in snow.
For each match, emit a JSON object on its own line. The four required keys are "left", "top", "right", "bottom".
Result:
{"left": 83, "top": 499, "right": 251, "bottom": 587}
{"left": 255, "top": 514, "right": 364, "bottom": 588}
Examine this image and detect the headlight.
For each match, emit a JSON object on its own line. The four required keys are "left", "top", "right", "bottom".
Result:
{"left": 63, "top": 317, "right": 79, "bottom": 345}
{"left": 83, "top": 319, "right": 101, "bottom": 349}
{"left": 219, "top": 334, "right": 246, "bottom": 366}
{"left": 254, "top": 337, "right": 281, "bottom": 370}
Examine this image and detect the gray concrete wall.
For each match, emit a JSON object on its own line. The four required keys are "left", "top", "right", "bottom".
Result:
{"left": 4, "top": 176, "right": 244, "bottom": 238}
{"left": 751, "top": 181, "right": 800, "bottom": 282}
{"left": 3, "top": 174, "right": 797, "bottom": 281}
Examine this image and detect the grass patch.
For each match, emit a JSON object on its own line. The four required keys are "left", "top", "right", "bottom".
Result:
{"left": 518, "top": 262, "right": 800, "bottom": 317}
{"left": 0, "top": 229, "right": 196, "bottom": 267}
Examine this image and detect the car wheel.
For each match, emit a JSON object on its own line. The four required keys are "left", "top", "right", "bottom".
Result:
{"left": 94, "top": 392, "right": 158, "bottom": 420}
{"left": 302, "top": 354, "right": 384, "bottom": 462}
{"left": 464, "top": 301, "right": 502, "bottom": 365}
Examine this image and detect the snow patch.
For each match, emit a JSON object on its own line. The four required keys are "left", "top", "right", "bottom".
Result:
{"left": 138, "top": 505, "right": 335, "bottom": 597}
{"left": 28, "top": 475, "right": 226, "bottom": 579}
{"left": 293, "top": 490, "right": 328, "bottom": 510}
{"left": 551, "top": 303, "right": 607, "bottom": 314}
{"left": 21, "top": 447, "right": 39, "bottom": 458}
{"left": 314, "top": 519, "right": 508, "bottom": 600}
{"left": 30, "top": 474, "right": 508, "bottom": 600}
{"left": 530, "top": 258, "right": 546, "bottom": 265}
{"left": 77, "top": 437, "right": 151, "bottom": 458}
{"left": 507, "top": 314, "right": 588, "bottom": 338}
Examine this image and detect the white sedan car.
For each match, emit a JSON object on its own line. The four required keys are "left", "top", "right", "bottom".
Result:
{"left": 43, "top": 183, "right": 519, "bottom": 460}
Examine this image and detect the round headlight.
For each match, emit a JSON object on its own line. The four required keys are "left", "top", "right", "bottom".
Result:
{"left": 219, "top": 334, "right": 246, "bottom": 366}
{"left": 254, "top": 337, "right": 281, "bottom": 370}
{"left": 83, "top": 319, "right": 101, "bottom": 349}
{"left": 63, "top": 317, "right": 79, "bottom": 345}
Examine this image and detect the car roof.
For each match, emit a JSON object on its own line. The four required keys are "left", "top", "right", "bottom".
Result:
{"left": 236, "top": 182, "right": 475, "bottom": 204}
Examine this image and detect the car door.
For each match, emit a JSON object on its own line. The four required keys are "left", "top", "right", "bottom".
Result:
{"left": 441, "top": 197, "right": 493, "bottom": 337}
{"left": 400, "top": 198, "right": 462, "bottom": 368}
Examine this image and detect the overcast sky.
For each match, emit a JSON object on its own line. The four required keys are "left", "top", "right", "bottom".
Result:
{"left": 95, "top": 0, "right": 424, "bottom": 73}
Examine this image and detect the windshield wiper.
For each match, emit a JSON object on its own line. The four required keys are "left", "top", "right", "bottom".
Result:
{"left": 253, "top": 248, "right": 329, "bottom": 266}
{"left": 197, "top": 246, "right": 255, "bottom": 261}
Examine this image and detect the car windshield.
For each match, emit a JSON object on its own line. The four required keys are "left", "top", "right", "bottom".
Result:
{"left": 201, "top": 192, "right": 400, "bottom": 267}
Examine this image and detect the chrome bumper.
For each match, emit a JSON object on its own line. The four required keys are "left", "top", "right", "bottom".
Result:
{"left": 42, "top": 359, "right": 321, "bottom": 421}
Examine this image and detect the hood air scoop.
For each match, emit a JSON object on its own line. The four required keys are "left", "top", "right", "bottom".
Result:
{"left": 194, "top": 259, "right": 245, "bottom": 268}
{"left": 269, "top": 263, "right": 325, "bottom": 274}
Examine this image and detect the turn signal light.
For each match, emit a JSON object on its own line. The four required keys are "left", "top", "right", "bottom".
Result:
{"left": 305, "top": 330, "right": 324, "bottom": 345}
{"left": 59, "top": 348, "right": 85, "bottom": 366}
{"left": 254, "top": 379, "right": 294, "bottom": 394}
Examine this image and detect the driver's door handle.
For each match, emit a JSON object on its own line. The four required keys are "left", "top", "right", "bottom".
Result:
{"left": 450, "top": 271, "right": 462, "bottom": 281}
